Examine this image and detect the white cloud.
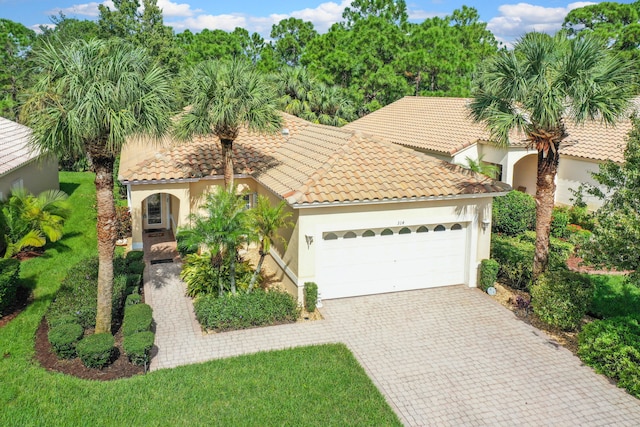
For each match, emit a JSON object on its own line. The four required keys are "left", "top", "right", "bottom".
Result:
{"left": 30, "top": 23, "right": 56, "bottom": 34}
{"left": 488, "top": 2, "right": 596, "bottom": 43}
{"left": 289, "top": 0, "right": 350, "bottom": 33}
{"left": 173, "top": 14, "right": 247, "bottom": 32}
{"left": 156, "top": 0, "right": 198, "bottom": 18}
{"left": 48, "top": 1, "right": 113, "bottom": 18}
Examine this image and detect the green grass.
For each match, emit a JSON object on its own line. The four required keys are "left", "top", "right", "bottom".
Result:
{"left": 0, "top": 172, "right": 400, "bottom": 427}
{"left": 588, "top": 274, "right": 640, "bottom": 319}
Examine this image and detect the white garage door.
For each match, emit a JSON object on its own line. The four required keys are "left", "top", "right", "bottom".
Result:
{"left": 316, "top": 223, "right": 468, "bottom": 299}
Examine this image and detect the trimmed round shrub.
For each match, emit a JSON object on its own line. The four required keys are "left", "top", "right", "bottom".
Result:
{"left": 304, "top": 282, "right": 318, "bottom": 312}
{"left": 48, "top": 322, "right": 84, "bottom": 359}
{"left": 126, "top": 274, "right": 142, "bottom": 289}
{"left": 76, "top": 333, "right": 115, "bottom": 368}
{"left": 492, "top": 191, "right": 536, "bottom": 236}
{"left": 127, "top": 260, "right": 145, "bottom": 276}
{"left": 0, "top": 258, "right": 21, "bottom": 314}
{"left": 479, "top": 259, "right": 499, "bottom": 291}
{"left": 194, "top": 289, "right": 299, "bottom": 332}
{"left": 123, "top": 331, "right": 155, "bottom": 366}
{"left": 491, "top": 235, "right": 534, "bottom": 290}
{"left": 125, "top": 250, "right": 145, "bottom": 264}
{"left": 531, "top": 270, "right": 594, "bottom": 331}
{"left": 578, "top": 316, "right": 640, "bottom": 397}
{"left": 122, "top": 303, "right": 153, "bottom": 336}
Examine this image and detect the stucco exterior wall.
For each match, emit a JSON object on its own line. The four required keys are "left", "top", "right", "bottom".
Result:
{"left": 512, "top": 154, "right": 537, "bottom": 196}
{"left": 0, "top": 155, "right": 59, "bottom": 200}
{"left": 557, "top": 156, "right": 605, "bottom": 210}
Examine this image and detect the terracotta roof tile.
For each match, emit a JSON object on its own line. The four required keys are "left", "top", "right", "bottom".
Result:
{"left": 0, "top": 117, "right": 42, "bottom": 177}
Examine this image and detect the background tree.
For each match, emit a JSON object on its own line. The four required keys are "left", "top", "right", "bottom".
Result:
{"left": 175, "top": 59, "right": 281, "bottom": 191}
{"left": 22, "top": 39, "right": 175, "bottom": 334}
{"left": 342, "top": 0, "right": 408, "bottom": 28}
{"left": 38, "top": 13, "right": 100, "bottom": 45}
{"left": 0, "top": 19, "right": 36, "bottom": 120}
{"left": 270, "top": 18, "right": 317, "bottom": 66}
{"left": 247, "top": 196, "right": 293, "bottom": 291}
{"left": 470, "top": 32, "right": 635, "bottom": 279}
{"left": 581, "top": 117, "right": 640, "bottom": 285}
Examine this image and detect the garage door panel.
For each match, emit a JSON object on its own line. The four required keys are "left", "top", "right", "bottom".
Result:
{"left": 317, "top": 224, "right": 468, "bottom": 299}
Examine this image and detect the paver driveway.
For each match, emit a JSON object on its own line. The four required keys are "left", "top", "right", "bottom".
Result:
{"left": 145, "top": 262, "right": 640, "bottom": 426}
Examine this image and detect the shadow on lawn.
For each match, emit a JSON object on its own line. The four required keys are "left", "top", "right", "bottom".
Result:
{"left": 59, "top": 182, "right": 81, "bottom": 196}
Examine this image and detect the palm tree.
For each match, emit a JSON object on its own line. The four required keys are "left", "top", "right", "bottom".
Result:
{"left": 459, "top": 154, "right": 500, "bottom": 179}
{"left": 179, "top": 187, "right": 250, "bottom": 296}
{"left": 469, "top": 32, "right": 636, "bottom": 279}
{"left": 175, "top": 59, "right": 282, "bottom": 191}
{"left": 1, "top": 188, "right": 70, "bottom": 258}
{"left": 247, "top": 195, "right": 293, "bottom": 292}
{"left": 22, "top": 38, "right": 174, "bottom": 333}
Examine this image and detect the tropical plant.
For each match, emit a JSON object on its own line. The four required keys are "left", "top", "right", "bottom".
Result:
{"left": 470, "top": 31, "right": 636, "bottom": 279}
{"left": 1, "top": 188, "right": 70, "bottom": 259}
{"left": 178, "top": 187, "right": 250, "bottom": 295}
{"left": 459, "top": 154, "right": 500, "bottom": 179}
{"left": 174, "top": 58, "right": 282, "bottom": 191}
{"left": 247, "top": 195, "right": 293, "bottom": 292}
{"left": 22, "top": 38, "right": 175, "bottom": 334}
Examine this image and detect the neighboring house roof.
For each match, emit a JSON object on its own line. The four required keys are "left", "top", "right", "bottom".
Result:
{"left": 121, "top": 112, "right": 509, "bottom": 206}
{"left": 345, "top": 96, "right": 635, "bottom": 163}
{"left": 343, "top": 97, "right": 487, "bottom": 156}
{"left": 0, "top": 117, "right": 41, "bottom": 177}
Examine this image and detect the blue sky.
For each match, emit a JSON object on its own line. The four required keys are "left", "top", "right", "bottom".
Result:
{"left": 0, "top": 1, "right": 635, "bottom": 44}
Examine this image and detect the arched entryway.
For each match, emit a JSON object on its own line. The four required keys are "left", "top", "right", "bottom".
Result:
{"left": 512, "top": 154, "right": 537, "bottom": 197}
{"left": 141, "top": 193, "right": 181, "bottom": 235}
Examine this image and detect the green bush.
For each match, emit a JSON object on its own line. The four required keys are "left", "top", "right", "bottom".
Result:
{"left": 567, "top": 225, "right": 592, "bottom": 248}
{"left": 47, "top": 314, "right": 79, "bottom": 328}
{"left": 112, "top": 274, "right": 128, "bottom": 321}
{"left": 125, "top": 250, "right": 144, "bottom": 264}
{"left": 125, "top": 293, "right": 142, "bottom": 306}
{"left": 479, "top": 259, "right": 499, "bottom": 291}
{"left": 176, "top": 230, "right": 199, "bottom": 257}
{"left": 531, "top": 270, "right": 594, "bottom": 331}
{"left": 122, "top": 303, "right": 153, "bottom": 336}
{"left": 304, "top": 282, "right": 318, "bottom": 312}
{"left": 551, "top": 206, "right": 571, "bottom": 239}
{"left": 181, "top": 254, "right": 258, "bottom": 297}
{"left": 0, "top": 258, "right": 20, "bottom": 314}
{"left": 491, "top": 235, "right": 534, "bottom": 289}
{"left": 194, "top": 289, "right": 299, "bottom": 332}
{"left": 569, "top": 205, "right": 595, "bottom": 231}
{"left": 123, "top": 331, "right": 155, "bottom": 366}
{"left": 126, "top": 273, "right": 142, "bottom": 289}
{"left": 47, "top": 258, "right": 99, "bottom": 328}
{"left": 76, "top": 333, "right": 115, "bottom": 369}
{"left": 48, "top": 322, "right": 84, "bottom": 359}
{"left": 492, "top": 191, "right": 536, "bottom": 236}
{"left": 127, "top": 260, "right": 145, "bottom": 276}
{"left": 578, "top": 316, "right": 640, "bottom": 397}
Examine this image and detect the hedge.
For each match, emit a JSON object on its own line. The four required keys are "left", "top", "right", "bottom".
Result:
{"left": 0, "top": 258, "right": 20, "bottom": 314}
{"left": 492, "top": 191, "right": 536, "bottom": 236}
{"left": 479, "top": 259, "right": 499, "bottom": 291}
{"left": 304, "top": 282, "right": 318, "bottom": 312}
{"left": 48, "top": 322, "right": 84, "bottom": 359}
{"left": 122, "top": 303, "right": 153, "bottom": 337}
{"left": 123, "top": 331, "right": 155, "bottom": 366}
{"left": 76, "top": 333, "right": 115, "bottom": 369}
{"left": 194, "top": 289, "right": 299, "bottom": 332}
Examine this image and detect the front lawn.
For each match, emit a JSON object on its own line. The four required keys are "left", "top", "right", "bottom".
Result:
{"left": 0, "top": 172, "right": 400, "bottom": 427}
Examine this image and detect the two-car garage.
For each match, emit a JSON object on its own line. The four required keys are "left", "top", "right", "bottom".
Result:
{"left": 315, "top": 222, "right": 469, "bottom": 299}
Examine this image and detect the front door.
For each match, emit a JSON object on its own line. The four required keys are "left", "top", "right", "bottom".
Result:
{"left": 144, "top": 193, "right": 165, "bottom": 229}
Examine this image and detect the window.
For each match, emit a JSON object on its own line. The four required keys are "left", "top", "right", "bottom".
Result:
{"left": 343, "top": 231, "right": 357, "bottom": 239}
{"left": 362, "top": 230, "right": 375, "bottom": 237}
{"left": 451, "top": 223, "right": 462, "bottom": 230}
{"left": 381, "top": 228, "right": 393, "bottom": 236}
{"left": 323, "top": 232, "right": 338, "bottom": 240}
{"left": 243, "top": 193, "right": 257, "bottom": 210}
{"left": 434, "top": 225, "right": 446, "bottom": 232}
{"left": 399, "top": 227, "right": 411, "bottom": 235}
{"left": 416, "top": 226, "right": 428, "bottom": 233}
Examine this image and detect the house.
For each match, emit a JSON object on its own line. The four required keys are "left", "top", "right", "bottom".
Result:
{"left": 119, "top": 113, "right": 509, "bottom": 301}
{"left": 344, "top": 97, "right": 635, "bottom": 210}
{"left": 0, "top": 117, "right": 59, "bottom": 200}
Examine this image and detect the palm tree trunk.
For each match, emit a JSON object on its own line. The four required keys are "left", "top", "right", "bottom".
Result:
{"left": 93, "top": 158, "right": 117, "bottom": 334}
{"left": 221, "top": 138, "right": 234, "bottom": 192}
{"left": 229, "top": 252, "right": 237, "bottom": 295}
{"left": 532, "top": 145, "right": 560, "bottom": 280}
{"left": 248, "top": 248, "right": 265, "bottom": 292}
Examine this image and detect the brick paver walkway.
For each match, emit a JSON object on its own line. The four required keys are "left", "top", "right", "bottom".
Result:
{"left": 144, "top": 257, "right": 640, "bottom": 426}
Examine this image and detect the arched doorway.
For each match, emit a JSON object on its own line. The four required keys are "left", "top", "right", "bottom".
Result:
{"left": 142, "top": 193, "right": 181, "bottom": 234}
{"left": 512, "top": 154, "right": 537, "bottom": 197}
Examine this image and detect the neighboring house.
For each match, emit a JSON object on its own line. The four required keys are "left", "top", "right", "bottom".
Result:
{"left": 344, "top": 97, "right": 634, "bottom": 210}
{"left": 119, "top": 113, "right": 509, "bottom": 301}
{"left": 0, "top": 117, "right": 59, "bottom": 201}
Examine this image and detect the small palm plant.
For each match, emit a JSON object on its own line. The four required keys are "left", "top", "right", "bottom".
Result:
{"left": 247, "top": 196, "right": 294, "bottom": 292}
{"left": 459, "top": 154, "right": 500, "bottom": 179}
{"left": 1, "top": 188, "right": 70, "bottom": 258}
{"left": 178, "top": 186, "right": 250, "bottom": 296}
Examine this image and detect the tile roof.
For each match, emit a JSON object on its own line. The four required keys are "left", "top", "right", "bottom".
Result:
{"left": 121, "top": 112, "right": 510, "bottom": 205}
{"left": 345, "top": 96, "right": 635, "bottom": 162}
{"left": 119, "top": 113, "right": 311, "bottom": 182}
{"left": 0, "top": 117, "right": 41, "bottom": 177}
{"left": 344, "top": 97, "right": 487, "bottom": 156}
